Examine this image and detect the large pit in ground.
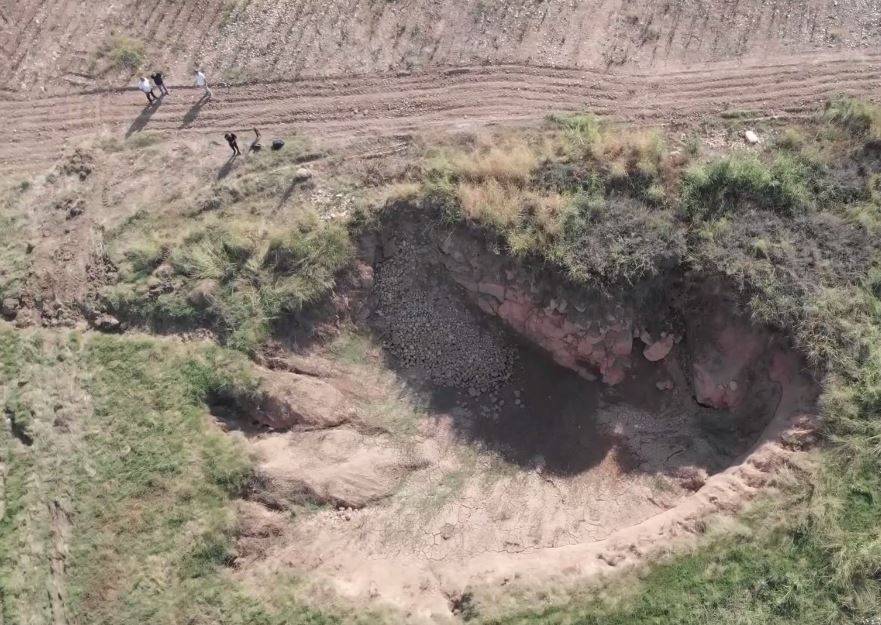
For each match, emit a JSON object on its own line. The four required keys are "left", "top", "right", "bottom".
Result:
{"left": 227, "top": 209, "right": 821, "bottom": 620}
{"left": 359, "top": 209, "right": 818, "bottom": 484}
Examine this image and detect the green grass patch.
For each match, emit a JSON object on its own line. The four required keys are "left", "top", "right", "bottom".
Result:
{"left": 102, "top": 212, "right": 352, "bottom": 354}
{"left": 0, "top": 328, "right": 356, "bottom": 624}
{"left": 824, "top": 95, "right": 881, "bottom": 139}
{"left": 0, "top": 207, "right": 30, "bottom": 301}
{"left": 681, "top": 152, "right": 811, "bottom": 220}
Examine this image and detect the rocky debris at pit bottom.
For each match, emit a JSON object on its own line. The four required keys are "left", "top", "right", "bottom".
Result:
{"left": 372, "top": 238, "right": 516, "bottom": 393}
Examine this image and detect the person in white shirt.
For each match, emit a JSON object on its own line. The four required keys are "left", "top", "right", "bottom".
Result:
{"left": 138, "top": 77, "right": 157, "bottom": 104}
{"left": 194, "top": 70, "right": 213, "bottom": 100}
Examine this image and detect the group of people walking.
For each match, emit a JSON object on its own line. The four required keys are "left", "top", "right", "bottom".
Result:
{"left": 134, "top": 68, "right": 268, "bottom": 159}
{"left": 138, "top": 69, "right": 212, "bottom": 104}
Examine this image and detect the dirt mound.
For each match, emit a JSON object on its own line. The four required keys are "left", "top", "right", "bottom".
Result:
{"left": 214, "top": 367, "right": 355, "bottom": 431}
{"left": 249, "top": 427, "right": 424, "bottom": 509}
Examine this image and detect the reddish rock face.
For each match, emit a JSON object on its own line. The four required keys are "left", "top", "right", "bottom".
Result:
{"left": 498, "top": 300, "right": 530, "bottom": 329}
{"left": 609, "top": 330, "right": 634, "bottom": 357}
{"left": 433, "top": 227, "right": 808, "bottom": 407}
{"left": 688, "top": 313, "right": 767, "bottom": 410}
{"left": 601, "top": 365, "right": 626, "bottom": 385}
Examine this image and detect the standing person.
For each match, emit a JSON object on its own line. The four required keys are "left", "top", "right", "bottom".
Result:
{"left": 138, "top": 76, "right": 157, "bottom": 104}
{"left": 224, "top": 132, "right": 241, "bottom": 156}
{"left": 151, "top": 71, "right": 169, "bottom": 96}
{"left": 195, "top": 69, "right": 212, "bottom": 99}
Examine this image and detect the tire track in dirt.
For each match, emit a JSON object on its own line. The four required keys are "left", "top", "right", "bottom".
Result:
{"left": 1, "top": 51, "right": 878, "bottom": 175}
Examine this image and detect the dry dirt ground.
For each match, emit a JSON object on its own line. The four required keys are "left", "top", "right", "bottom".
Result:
{"left": 3, "top": 0, "right": 880, "bottom": 92}
{"left": 1, "top": 0, "right": 880, "bottom": 174}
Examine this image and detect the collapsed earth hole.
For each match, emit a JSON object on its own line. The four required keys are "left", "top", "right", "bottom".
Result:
{"left": 359, "top": 207, "right": 819, "bottom": 482}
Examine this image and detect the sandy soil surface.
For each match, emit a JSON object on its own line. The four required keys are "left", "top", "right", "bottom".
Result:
{"left": 1, "top": 50, "right": 880, "bottom": 176}
{"left": 3, "top": 0, "right": 880, "bottom": 94}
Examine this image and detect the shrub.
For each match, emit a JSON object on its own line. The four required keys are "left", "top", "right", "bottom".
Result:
{"left": 107, "top": 36, "right": 145, "bottom": 73}
{"left": 776, "top": 128, "right": 807, "bottom": 151}
{"left": 262, "top": 218, "right": 352, "bottom": 312}
{"left": 548, "top": 113, "right": 603, "bottom": 159}
{"left": 424, "top": 137, "right": 537, "bottom": 186}
{"left": 824, "top": 95, "right": 881, "bottom": 138}
{"left": 457, "top": 180, "right": 524, "bottom": 230}
{"left": 681, "top": 153, "right": 811, "bottom": 220}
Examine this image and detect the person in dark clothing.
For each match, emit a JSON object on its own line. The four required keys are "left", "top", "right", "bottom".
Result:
{"left": 151, "top": 72, "right": 169, "bottom": 96}
{"left": 224, "top": 132, "right": 241, "bottom": 156}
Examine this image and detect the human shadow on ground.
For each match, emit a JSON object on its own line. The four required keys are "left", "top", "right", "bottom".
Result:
{"left": 217, "top": 155, "right": 238, "bottom": 180}
{"left": 180, "top": 97, "right": 209, "bottom": 129}
{"left": 125, "top": 99, "right": 161, "bottom": 138}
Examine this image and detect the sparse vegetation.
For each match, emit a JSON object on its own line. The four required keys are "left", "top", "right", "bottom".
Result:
{"left": 103, "top": 214, "right": 352, "bottom": 353}
{"left": 419, "top": 115, "right": 688, "bottom": 284}
{"left": 824, "top": 95, "right": 881, "bottom": 139}
{"left": 0, "top": 189, "right": 31, "bottom": 301}
{"left": 102, "top": 35, "right": 146, "bottom": 73}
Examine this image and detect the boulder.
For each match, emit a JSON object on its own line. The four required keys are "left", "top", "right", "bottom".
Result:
{"left": 643, "top": 335, "right": 674, "bottom": 362}
{"left": 656, "top": 379, "right": 674, "bottom": 391}
{"left": 1, "top": 297, "right": 19, "bottom": 320}
{"left": 293, "top": 167, "right": 312, "bottom": 182}
{"left": 92, "top": 314, "right": 121, "bottom": 332}
{"left": 602, "top": 365, "right": 626, "bottom": 386}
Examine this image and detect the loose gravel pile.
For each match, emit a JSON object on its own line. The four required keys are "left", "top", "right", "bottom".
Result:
{"left": 371, "top": 237, "right": 515, "bottom": 393}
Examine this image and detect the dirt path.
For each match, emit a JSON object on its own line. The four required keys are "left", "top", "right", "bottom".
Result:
{"left": 1, "top": 50, "right": 879, "bottom": 175}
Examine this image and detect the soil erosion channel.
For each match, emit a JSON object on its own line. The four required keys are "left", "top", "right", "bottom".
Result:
{"left": 226, "top": 211, "right": 819, "bottom": 620}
